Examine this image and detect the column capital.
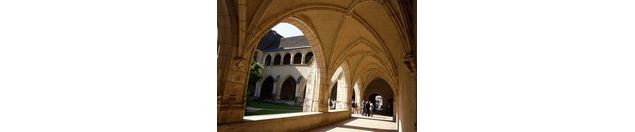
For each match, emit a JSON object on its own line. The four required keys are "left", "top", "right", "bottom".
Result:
{"left": 233, "top": 57, "right": 247, "bottom": 68}
{"left": 403, "top": 52, "right": 416, "bottom": 75}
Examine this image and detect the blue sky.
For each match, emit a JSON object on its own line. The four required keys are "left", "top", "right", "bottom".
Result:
{"left": 271, "top": 23, "right": 304, "bottom": 38}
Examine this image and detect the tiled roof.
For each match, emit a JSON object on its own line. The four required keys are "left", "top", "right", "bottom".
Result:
{"left": 257, "top": 30, "right": 310, "bottom": 51}
{"left": 279, "top": 36, "right": 309, "bottom": 48}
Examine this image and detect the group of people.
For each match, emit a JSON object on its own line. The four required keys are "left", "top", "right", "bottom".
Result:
{"left": 351, "top": 100, "right": 374, "bottom": 117}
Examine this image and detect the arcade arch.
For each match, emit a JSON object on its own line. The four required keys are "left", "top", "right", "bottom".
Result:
{"left": 280, "top": 76, "right": 297, "bottom": 101}
{"left": 260, "top": 77, "right": 275, "bottom": 100}
{"left": 304, "top": 52, "right": 313, "bottom": 64}
{"left": 217, "top": 0, "right": 416, "bottom": 131}
{"left": 363, "top": 78, "right": 395, "bottom": 116}
{"left": 265, "top": 55, "right": 272, "bottom": 65}
{"left": 273, "top": 54, "right": 281, "bottom": 65}
{"left": 242, "top": 19, "right": 328, "bottom": 116}
{"left": 293, "top": 53, "right": 302, "bottom": 64}
{"left": 283, "top": 53, "right": 291, "bottom": 64}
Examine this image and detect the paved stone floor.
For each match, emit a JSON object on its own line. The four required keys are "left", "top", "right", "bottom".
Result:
{"left": 309, "top": 114, "right": 397, "bottom": 132}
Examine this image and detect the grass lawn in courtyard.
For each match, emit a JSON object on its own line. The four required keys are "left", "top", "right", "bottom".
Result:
{"left": 245, "top": 100, "right": 302, "bottom": 116}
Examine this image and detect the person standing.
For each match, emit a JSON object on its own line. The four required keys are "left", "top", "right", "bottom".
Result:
{"left": 361, "top": 100, "right": 366, "bottom": 116}
{"left": 362, "top": 101, "right": 366, "bottom": 116}
{"left": 351, "top": 100, "right": 357, "bottom": 114}
{"left": 364, "top": 101, "right": 370, "bottom": 116}
{"left": 360, "top": 101, "right": 364, "bottom": 115}
{"left": 369, "top": 102, "right": 374, "bottom": 117}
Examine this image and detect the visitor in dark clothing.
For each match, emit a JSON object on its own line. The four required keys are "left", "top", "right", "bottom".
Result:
{"left": 351, "top": 102, "right": 356, "bottom": 113}
{"left": 369, "top": 102, "right": 374, "bottom": 117}
{"left": 364, "top": 101, "right": 371, "bottom": 116}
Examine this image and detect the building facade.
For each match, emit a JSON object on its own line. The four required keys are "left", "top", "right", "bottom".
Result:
{"left": 251, "top": 31, "right": 315, "bottom": 106}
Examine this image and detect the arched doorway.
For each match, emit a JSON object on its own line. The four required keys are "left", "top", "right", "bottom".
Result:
{"left": 280, "top": 77, "right": 296, "bottom": 101}
{"left": 260, "top": 77, "right": 275, "bottom": 100}
{"left": 368, "top": 94, "right": 384, "bottom": 114}
{"left": 363, "top": 78, "right": 395, "bottom": 116}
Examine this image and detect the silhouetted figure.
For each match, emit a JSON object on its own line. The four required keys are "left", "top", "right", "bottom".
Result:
{"left": 369, "top": 102, "right": 374, "bottom": 117}
{"left": 352, "top": 101, "right": 357, "bottom": 114}
{"left": 361, "top": 100, "right": 366, "bottom": 115}
{"left": 364, "top": 101, "right": 371, "bottom": 116}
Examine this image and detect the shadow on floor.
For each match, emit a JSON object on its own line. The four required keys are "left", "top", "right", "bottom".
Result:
{"left": 353, "top": 115, "right": 395, "bottom": 122}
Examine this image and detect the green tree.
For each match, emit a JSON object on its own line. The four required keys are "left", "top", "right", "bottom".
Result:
{"left": 246, "top": 60, "right": 264, "bottom": 105}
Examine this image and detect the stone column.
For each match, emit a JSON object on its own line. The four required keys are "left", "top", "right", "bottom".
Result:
{"left": 300, "top": 52, "right": 305, "bottom": 64}
{"left": 295, "top": 81, "right": 304, "bottom": 104}
{"left": 217, "top": 0, "right": 251, "bottom": 122}
{"left": 290, "top": 53, "right": 294, "bottom": 64}
{"left": 317, "top": 76, "right": 329, "bottom": 112}
{"left": 302, "top": 78, "right": 314, "bottom": 112}
{"left": 217, "top": 50, "right": 250, "bottom": 123}
{"left": 398, "top": 54, "right": 417, "bottom": 131}
{"left": 273, "top": 78, "right": 282, "bottom": 101}
{"left": 254, "top": 79, "right": 262, "bottom": 98}
{"left": 393, "top": 94, "right": 398, "bottom": 122}
{"left": 336, "top": 79, "right": 349, "bottom": 109}
{"left": 348, "top": 82, "right": 356, "bottom": 111}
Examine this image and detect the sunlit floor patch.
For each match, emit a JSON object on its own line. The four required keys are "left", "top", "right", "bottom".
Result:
{"left": 309, "top": 114, "right": 397, "bottom": 132}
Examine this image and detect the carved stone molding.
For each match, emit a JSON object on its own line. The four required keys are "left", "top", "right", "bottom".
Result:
{"left": 403, "top": 53, "right": 416, "bottom": 75}
{"left": 233, "top": 57, "right": 247, "bottom": 69}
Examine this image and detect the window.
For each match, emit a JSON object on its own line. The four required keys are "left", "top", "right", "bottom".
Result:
{"left": 293, "top": 53, "right": 302, "bottom": 64}
{"left": 304, "top": 52, "right": 313, "bottom": 64}
{"left": 265, "top": 55, "right": 272, "bottom": 65}
{"left": 283, "top": 53, "right": 291, "bottom": 64}
{"left": 274, "top": 54, "right": 281, "bottom": 65}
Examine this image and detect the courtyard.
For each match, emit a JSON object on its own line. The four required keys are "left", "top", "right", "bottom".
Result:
{"left": 244, "top": 100, "right": 302, "bottom": 116}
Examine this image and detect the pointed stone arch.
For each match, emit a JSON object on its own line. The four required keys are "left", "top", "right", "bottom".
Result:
{"left": 330, "top": 38, "right": 399, "bottom": 80}
{"left": 280, "top": 76, "right": 297, "bottom": 101}
{"left": 363, "top": 77, "right": 396, "bottom": 117}
{"left": 259, "top": 76, "right": 275, "bottom": 100}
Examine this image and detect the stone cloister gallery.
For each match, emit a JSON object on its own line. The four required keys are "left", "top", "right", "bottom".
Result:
{"left": 217, "top": 0, "right": 416, "bottom": 131}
